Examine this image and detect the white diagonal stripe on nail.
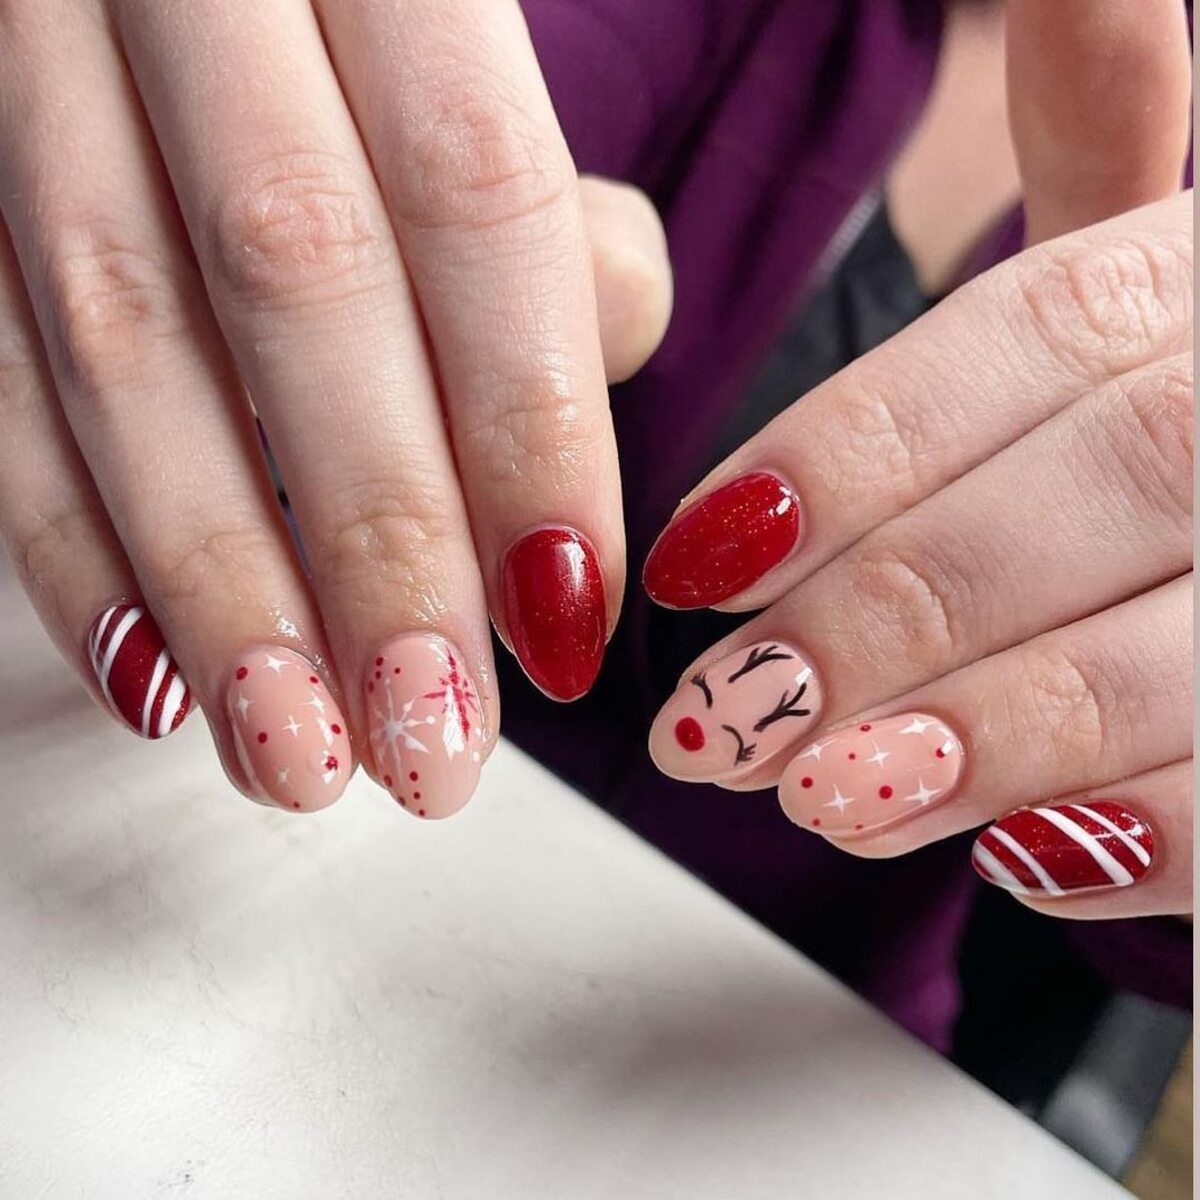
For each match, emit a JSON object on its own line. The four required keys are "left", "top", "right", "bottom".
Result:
{"left": 988, "top": 826, "right": 1064, "bottom": 896}
{"left": 1068, "top": 804, "right": 1151, "bottom": 868}
{"left": 155, "top": 671, "right": 188, "bottom": 739}
{"left": 141, "top": 649, "right": 171, "bottom": 737}
{"left": 1033, "top": 807, "right": 1134, "bottom": 887}
{"left": 972, "top": 843, "right": 1029, "bottom": 894}
{"left": 97, "top": 606, "right": 142, "bottom": 708}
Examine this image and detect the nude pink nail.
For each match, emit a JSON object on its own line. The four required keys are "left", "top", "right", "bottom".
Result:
{"left": 648, "top": 641, "right": 823, "bottom": 782}
{"left": 780, "top": 712, "right": 965, "bottom": 835}
{"left": 226, "top": 646, "right": 352, "bottom": 812}
{"left": 365, "top": 633, "right": 486, "bottom": 819}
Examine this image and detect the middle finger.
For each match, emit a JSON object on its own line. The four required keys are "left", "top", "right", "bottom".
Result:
{"left": 649, "top": 353, "right": 1191, "bottom": 786}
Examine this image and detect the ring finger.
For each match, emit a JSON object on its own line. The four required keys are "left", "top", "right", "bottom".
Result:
{"left": 776, "top": 577, "right": 1191, "bottom": 851}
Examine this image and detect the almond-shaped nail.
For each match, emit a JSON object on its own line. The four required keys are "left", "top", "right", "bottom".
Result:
{"left": 226, "top": 646, "right": 351, "bottom": 812}
{"left": 501, "top": 527, "right": 605, "bottom": 702}
{"left": 643, "top": 472, "right": 802, "bottom": 609}
{"left": 973, "top": 802, "right": 1154, "bottom": 896}
{"left": 780, "top": 713, "right": 964, "bottom": 835}
{"left": 366, "top": 634, "right": 486, "bottom": 819}
{"left": 88, "top": 603, "right": 191, "bottom": 738}
{"left": 649, "top": 641, "right": 823, "bottom": 782}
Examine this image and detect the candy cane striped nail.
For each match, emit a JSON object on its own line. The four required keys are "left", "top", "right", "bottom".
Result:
{"left": 972, "top": 802, "right": 1154, "bottom": 895}
{"left": 88, "top": 604, "right": 191, "bottom": 739}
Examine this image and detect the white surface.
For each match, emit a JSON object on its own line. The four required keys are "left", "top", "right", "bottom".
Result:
{"left": 0, "top": 569, "right": 1129, "bottom": 1200}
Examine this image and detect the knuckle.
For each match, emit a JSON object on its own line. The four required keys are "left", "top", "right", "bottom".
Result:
{"left": 312, "top": 474, "right": 462, "bottom": 608}
{"left": 210, "top": 150, "right": 389, "bottom": 307}
{"left": 837, "top": 538, "right": 972, "bottom": 676}
{"left": 12, "top": 503, "right": 95, "bottom": 610}
{"left": 1017, "top": 645, "right": 1115, "bottom": 764}
{"left": 396, "top": 81, "right": 570, "bottom": 234}
{"left": 154, "top": 524, "right": 272, "bottom": 611}
{"left": 456, "top": 381, "right": 606, "bottom": 492}
{"left": 822, "top": 373, "right": 930, "bottom": 506}
{"left": 1112, "top": 357, "right": 1194, "bottom": 523}
{"left": 43, "top": 220, "right": 187, "bottom": 394}
{"left": 1013, "top": 231, "right": 1192, "bottom": 379}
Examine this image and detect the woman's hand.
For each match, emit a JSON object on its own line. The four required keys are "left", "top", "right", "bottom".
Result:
{"left": 643, "top": 189, "right": 1192, "bottom": 918}
{"left": 0, "top": 3, "right": 671, "bottom": 817}
{"left": 641, "top": 0, "right": 1192, "bottom": 919}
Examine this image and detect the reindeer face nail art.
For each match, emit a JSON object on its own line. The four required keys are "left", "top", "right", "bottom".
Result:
{"left": 649, "top": 641, "right": 823, "bottom": 782}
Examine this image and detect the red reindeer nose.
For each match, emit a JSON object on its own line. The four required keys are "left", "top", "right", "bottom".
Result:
{"left": 674, "top": 717, "right": 706, "bottom": 751}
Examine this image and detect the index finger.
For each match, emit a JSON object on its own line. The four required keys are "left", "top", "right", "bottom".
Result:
{"left": 316, "top": 0, "right": 622, "bottom": 701}
{"left": 642, "top": 193, "right": 1192, "bottom": 612}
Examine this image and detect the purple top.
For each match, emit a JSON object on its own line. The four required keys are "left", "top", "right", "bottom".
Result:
{"left": 507, "top": 0, "right": 1191, "bottom": 1049}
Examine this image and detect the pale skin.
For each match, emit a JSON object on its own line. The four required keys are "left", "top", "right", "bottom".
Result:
{"left": 0, "top": 2, "right": 1191, "bottom": 919}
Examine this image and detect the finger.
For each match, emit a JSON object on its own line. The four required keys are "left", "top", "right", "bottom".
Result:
{"left": 1007, "top": 0, "right": 1192, "bottom": 245}
{"left": 579, "top": 176, "right": 673, "bottom": 384}
{"left": 648, "top": 351, "right": 1191, "bottom": 788}
{"left": 972, "top": 760, "right": 1191, "bottom": 919}
{"left": 0, "top": 10, "right": 350, "bottom": 808}
{"left": 642, "top": 193, "right": 1191, "bottom": 611}
{"left": 0, "top": 218, "right": 191, "bottom": 737}
{"left": 112, "top": 1, "right": 494, "bottom": 816}
{"left": 316, "top": 0, "right": 624, "bottom": 701}
{"left": 776, "top": 577, "right": 1190, "bottom": 849}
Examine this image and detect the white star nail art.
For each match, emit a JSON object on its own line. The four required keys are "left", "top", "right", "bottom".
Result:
{"left": 866, "top": 743, "right": 891, "bottom": 768}
{"left": 898, "top": 716, "right": 936, "bottom": 736}
{"left": 263, "top": 653, "right": 289, "bottom": 674}
{"left": 235, "top": 693, "right": 253, "bottom": 721}
{"left": 276, "top": 768, "right": 291, "bottom": 786}
{"left": 302, "top": 691, "right": 326, "bottom": 714}
{"left": 797, "top": 737, "right": 834, "bottom": 762}
{"left": 825, "top": 785, "right": 855, "bottom": 813}
{"left": 903, "top": 778, "right": 942, "bottom": 806}
{"left": 283, "top": 716, "right": 302, "bottom": 737}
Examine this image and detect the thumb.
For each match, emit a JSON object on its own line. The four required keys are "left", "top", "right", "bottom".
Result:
{"left": 1007, "top": 0, "right": 1192, "bottom": 245}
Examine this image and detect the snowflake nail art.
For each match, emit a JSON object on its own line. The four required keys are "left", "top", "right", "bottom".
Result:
{"left": 368, "top": 634, "right": 485, "bottom": 820}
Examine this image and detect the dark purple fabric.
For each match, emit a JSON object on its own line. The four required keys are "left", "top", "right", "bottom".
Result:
{"left": 506, "top": 0, "right": 1192, "bottom": 1049}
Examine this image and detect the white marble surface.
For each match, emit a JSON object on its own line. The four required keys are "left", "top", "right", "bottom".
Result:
{"left": 0, "top": 567, "right": 1129, "bottom": 1199}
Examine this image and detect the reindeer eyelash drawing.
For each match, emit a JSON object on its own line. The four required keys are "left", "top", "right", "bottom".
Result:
{"left": 690, "top": 671, "right": 714, "bottom": 708}
{"left": 721, "top": 724, "right": 756, "bottom": 764}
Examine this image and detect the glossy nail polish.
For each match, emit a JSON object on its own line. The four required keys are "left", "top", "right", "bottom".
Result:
{"left": 780, "top": 712, "right": 964, "bottom": 835}
{"left": 88, "top": 603, "right": 190, "bottom": 739}
{"left": 972, "top": 802, "right": 1153, "bottom": 896}
{"left": 366, "top": 634, "right": 485, "bottom": 819}
{"left": 501, "top": 527, "right": 605, "bottom": 702}
{"left": 226, "top": 646, "right": 351, "bottom": 812}
{"left": 643, "top": 472, "right": 801, "bottom": 609}
{"left": 649, "top": 641, "right": 823, "bottom": 782}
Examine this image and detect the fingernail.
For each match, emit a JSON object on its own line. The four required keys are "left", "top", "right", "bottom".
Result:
{"left": 780, "top": 712, "right": 964, "bottom": 835}
{"left": 226, "top": 646, "right": 352, "bottom": 812}
{"left": 649, "top": 641, "right": 823, "bottom": 782}
{"left": 643, "top": 472, "right": 802, "bottom": 609}
{"left": 501, "top": 527, "right": 605, "bottom": 702}
{"left": 365, "top": 634, "right": 486, "bottom": 820}
{"left": 972, "top": 802, "right": 1154, "bottom": 896}
{"left": 88, "top": 603, "right": 191, "bottom": 739}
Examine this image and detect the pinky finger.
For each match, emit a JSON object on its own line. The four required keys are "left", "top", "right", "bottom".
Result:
{"left": 971, "top": 759, "right": 1192, "bottom": 919}
{"left": 0, "top": 223, "right": 190, "bottom": 737}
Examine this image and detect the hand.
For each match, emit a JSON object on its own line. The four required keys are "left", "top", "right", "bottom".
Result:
{"left": 641, "top": 1, "right": 1192, "bottom": 918}
{"left": 0, "top": 3, "right": 672, "bottom": 817}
